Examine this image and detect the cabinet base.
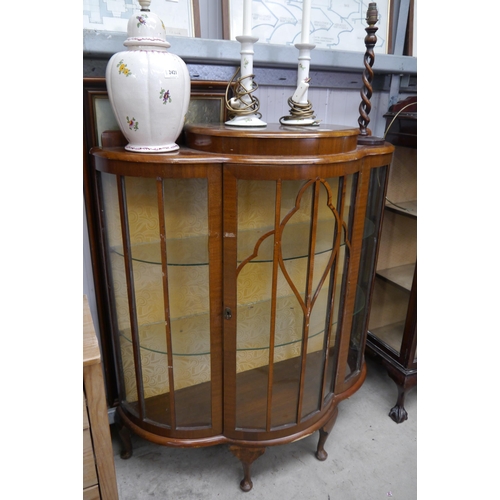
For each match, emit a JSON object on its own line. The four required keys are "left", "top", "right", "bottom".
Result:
{"left": 113, "top": 361, "right": 366, "bottom": 490}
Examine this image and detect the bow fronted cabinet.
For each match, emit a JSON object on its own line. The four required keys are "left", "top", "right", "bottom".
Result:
{"left": 88, "top": 123, "right": 393, "bottom": 491}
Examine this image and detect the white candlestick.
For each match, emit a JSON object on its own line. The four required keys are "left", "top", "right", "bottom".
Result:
{"left": 243, "top": 0, "right": 252, "bottom": 36}
{"left": 301, "top": 0, "right": 311, "bottom": 44}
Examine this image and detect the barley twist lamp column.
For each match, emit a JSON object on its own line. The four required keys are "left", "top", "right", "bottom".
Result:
{"left": 357, "top": 2, "right": 385, "bottom": 145}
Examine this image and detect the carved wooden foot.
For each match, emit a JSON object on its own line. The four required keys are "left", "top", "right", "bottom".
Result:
{"left": 229, "top": 446, "right": 266, "bottom": 492}
{"left": 114, "top": 409, "right": 133, "bottom": 459}
{"left": 383, "top": 362, "right": 416, "bottom": 424}
{"left": 389, "top": 384, "right": 409, "bottom": 424}
{"left": 316, "top": 407, "right": 339, "bottom": 461}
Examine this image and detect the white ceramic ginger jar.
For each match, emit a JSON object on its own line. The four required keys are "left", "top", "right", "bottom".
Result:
{"left": 106, "top": 0, "right": 190, "bottom": 152}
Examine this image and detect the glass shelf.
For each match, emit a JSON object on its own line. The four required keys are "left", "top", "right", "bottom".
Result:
{"left": 111, "top": 218, "right": 375, "bottom": 266}
{"left": 118, "top": 286, "right": 365, "bottom": 356}
{"left": 111, "top": 236, "right": 209, "bottom": 267}
{"left": 119, "top": 311, "right": 211, "bottom": 356}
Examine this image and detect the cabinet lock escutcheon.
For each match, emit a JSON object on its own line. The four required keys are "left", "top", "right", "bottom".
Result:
{"left": 224, "top": 307, "right": 232, "bottom": 320}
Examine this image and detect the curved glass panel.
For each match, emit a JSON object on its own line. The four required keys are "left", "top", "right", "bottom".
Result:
{"left": 100, "top": 172, "right": 212, "bottom": 428}
{"left": 234, "top": 176, "right": 357, "bottom": 430}
{"left": 346, "top": 165, "right": 389, "bottom": 381}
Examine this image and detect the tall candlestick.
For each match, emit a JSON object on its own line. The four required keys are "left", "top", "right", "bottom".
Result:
{"left": 243, "top": 0, "right": 252, "bottom": 36}
{"left": 301, "top": 0, "right": 311, "bottom": 44}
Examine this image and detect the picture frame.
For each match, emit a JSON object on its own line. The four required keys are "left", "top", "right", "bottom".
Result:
{"left": 406, "top": 0, "right": 416, "bottom": 57}
{"left": 83, "top": 0, "right": 201, "bottom": 38}
{"left": 83, "top": 78, "right": 229, "bottom": 150}
{"left": 387, "top": 0, "right": 415, "bottom": 56}
{"left": 187, "top": 81, "right": 230, "bottom": 124}
{"left": 222, "top": 0, "right": 391, "bottom": 54}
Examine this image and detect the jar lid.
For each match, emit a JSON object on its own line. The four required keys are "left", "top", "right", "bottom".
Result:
{"left": 123, "top": 0, "right": 170, "bottom": 49}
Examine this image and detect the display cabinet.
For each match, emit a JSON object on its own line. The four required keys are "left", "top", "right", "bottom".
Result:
{"left": 90, "top": 123, "right": 393, "bottom": 490}
{"left": 366, "top": 96, "right": 417, "bottom": 423}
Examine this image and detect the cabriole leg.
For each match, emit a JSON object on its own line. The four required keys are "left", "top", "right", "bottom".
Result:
{"left": 229, "top": 446, "right": 266, "bottom": 492}
{"left": 389, "top": 384, "right": 408, "bottom": 423}
{"left": 316, "top": 407, "right": 339, "bottom": 461}
{"left": 114, "top": 409, "right": 133, "bottom": 459}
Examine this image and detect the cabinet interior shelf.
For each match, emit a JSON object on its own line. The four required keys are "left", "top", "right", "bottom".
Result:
{"left": 111, "top": 218, "right": 375, "bottom": 267}
{"left": 119, "top": 285, "right": 365, "bottom": 356}
{"left": 376, "top": 263, "right": 415, "bottom": 292}
{"left": 369, "top": 321, "right": 406, "bottom": 353}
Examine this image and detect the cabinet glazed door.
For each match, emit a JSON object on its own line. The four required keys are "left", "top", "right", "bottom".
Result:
{"left": 97, "top": 163, "right": 223, "bottom": 438}
{"left": 222, "top": 164, "right": 371, "bottom": 438}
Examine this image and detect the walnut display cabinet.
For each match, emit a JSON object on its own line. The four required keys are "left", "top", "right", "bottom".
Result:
{"left": 90, "top": 123, "right": 393, "bottom": 491}
{"left": 366, "top": 97, "right": 417, "bottom": 423}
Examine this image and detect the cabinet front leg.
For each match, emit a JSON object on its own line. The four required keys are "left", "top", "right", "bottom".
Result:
{"left": 114, "top": 409, "right": 133, "bottom": 459}
{"left": 229, "top": 446, "right": 266, "bottom": 492}
{"left": 389, "top": 384, "right": 408, "bottom": 424}
{"left": 316, "top": 407, "right": 339, "bottom": 461}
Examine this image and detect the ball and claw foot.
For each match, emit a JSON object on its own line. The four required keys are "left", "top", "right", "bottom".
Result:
{"left": 389, "top": 403, "right": 408, "bottom": 424}
{"left": 388, "top": 382, "right": 410, "bottom": 424}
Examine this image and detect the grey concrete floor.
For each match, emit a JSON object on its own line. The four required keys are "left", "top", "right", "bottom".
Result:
{"left": 111, "top": 356, "right": 417, "bottom": 500}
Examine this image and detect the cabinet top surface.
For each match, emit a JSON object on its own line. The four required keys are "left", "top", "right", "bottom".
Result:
{"left": 91, "top": 123, "right": 394, "bottom": 167}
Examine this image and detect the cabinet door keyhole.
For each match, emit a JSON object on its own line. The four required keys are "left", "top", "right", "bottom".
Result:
{"left": 224, "top": 307, "right": 232, "bottom": 320}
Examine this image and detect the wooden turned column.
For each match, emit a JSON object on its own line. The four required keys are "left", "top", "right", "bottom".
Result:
{"left": 357, "top": 2, "right": 385, "bottom": 145}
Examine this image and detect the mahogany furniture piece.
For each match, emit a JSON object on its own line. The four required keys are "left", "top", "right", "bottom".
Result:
{"left": 83, "top": 295, "right": 119, "bottom": 500}
{"left": 90, "top": 123, "right": 393, "bottom": 491}
{"left": 366, "top": 96, "right": 417, "bottom": 423}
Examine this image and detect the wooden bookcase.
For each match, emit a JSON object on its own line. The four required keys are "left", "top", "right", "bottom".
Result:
{"left": 89, "top": 123, "right": 393, "bottom": 490}
{"left": 366, "top": 96, "right": 417, "bottom": 423}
